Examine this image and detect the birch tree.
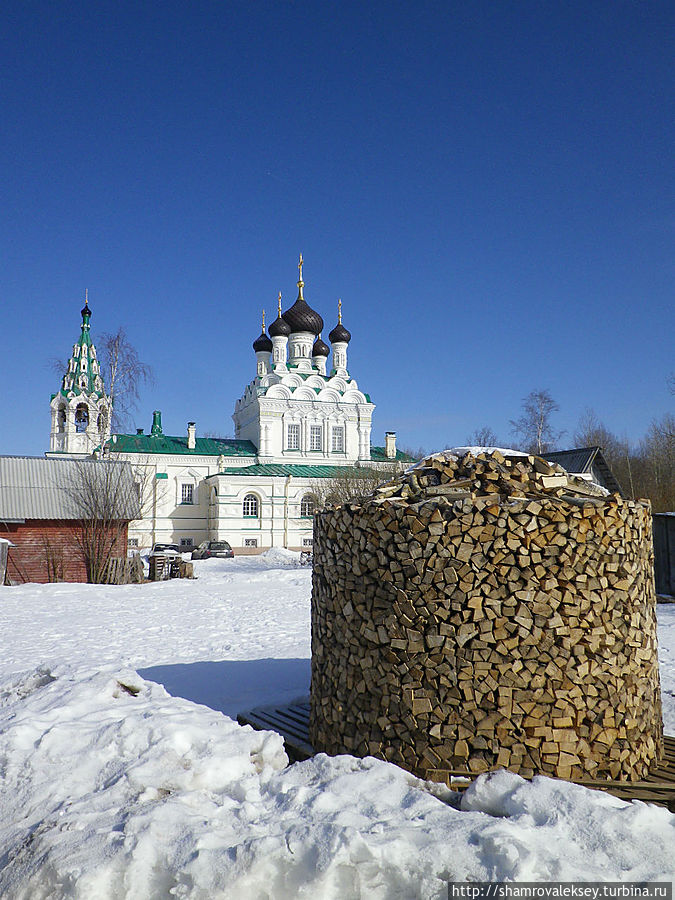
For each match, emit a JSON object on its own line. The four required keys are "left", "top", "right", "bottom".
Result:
{"left": 99, "top": 328, "right": 154, "bottom": 432}
{"left": 510, "top": 389, "right": 564, "bottom": 455}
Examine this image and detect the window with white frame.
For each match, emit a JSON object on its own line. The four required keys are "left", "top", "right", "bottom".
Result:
{"left": 331, "top": 425, "right": 345, "bottom": 453}
{"left": 180, "top": 538, "right": 194, "bottom": 548}
{"left": 287, "top": 423, "right": 300, "bottom": 450}
{"left": 302, "top": 538, "right": 313, "bottom": 547}
{"left": 244, "top": 538, "right": 258, "bottom": 547}
{"left": 243, "top": 494, "right": 259, "bottom": 517}
{"left": 127, "top": 537, "right": 139, "bottom": 548}
{"left": 310, "top": 424, "right": 322, "bottom": 451}
{"left": 300, "top": 494, "right": 316, "bottom": 517}
{"left": 181, "top": 483, "right": 194, "bottom": 504}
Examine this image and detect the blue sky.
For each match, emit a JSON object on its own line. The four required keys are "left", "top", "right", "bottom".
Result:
{"left": 1, "top": 0, "right": 673, "bottom": 456}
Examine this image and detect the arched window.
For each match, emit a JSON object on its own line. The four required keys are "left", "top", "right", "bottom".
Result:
{"left": 300, "top": 494, "right": 316, "bottom": 517}
{"left": 75, "top": 403, "right": 89, "bottom": 433}
{"left": 57, "top": 406, "right": 66, "bottom": 433}
{"left": 243, "top": 494, "right": 259, "bottom": 517}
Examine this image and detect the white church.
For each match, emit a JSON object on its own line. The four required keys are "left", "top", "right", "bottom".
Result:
{"left": 47, "top": 257, "right": 412, "bottom": 553}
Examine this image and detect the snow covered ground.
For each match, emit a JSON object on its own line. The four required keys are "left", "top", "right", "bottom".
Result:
{"left": 1, "top": 552, "right": 674, "bottom": 898}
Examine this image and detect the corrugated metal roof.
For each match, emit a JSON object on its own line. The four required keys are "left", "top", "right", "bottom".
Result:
{"left": 215, "top": 459, "right": 408, "bottom": 478}
{"left": 216, "top": 463, "right": 353, "bottom": 479}
{"left": 543, "top": 447, "right": 623, "bottom": 496}
{"left": 106, "top": 434, "right": 257, "bottom": 457}
{"left": 0, "top": 456, "right": 140, "bottom": 521}
{"left": 543, "top": 447, "right": 598, "bottom": 474}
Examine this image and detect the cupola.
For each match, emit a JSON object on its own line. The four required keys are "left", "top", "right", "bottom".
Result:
{"left": 253, "top": 310, "right": 272, "bottom": 377}
{"left": 269, "top": 290, "right": 291, "bottom": 338}
{"left": 312, "top": 336, "right": 329, "bottom": 357}
{"left": 329, "top": 299, "right": 350, "bottom": 377}
{"left": 312, "top": 334, "right": 330, "bottom": 376}
{"left": 328, "top": 298, "right": 351, "bottom": 344}
{"left": 252, "top": 312, "right": 273, "bottom": 352}
{"left": 282, "top": 254, "right": 324, "bottom": 335}
{"left": 269, "top": 291, "right": 290, "bottom": 372}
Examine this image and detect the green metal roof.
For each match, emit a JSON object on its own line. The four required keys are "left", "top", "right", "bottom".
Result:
{"left": 370, "top": 446, "right": 416, "bottom": 462}
{"left": 107, "top": 433, "right": 257, "bottom": 457}
{"left": 217, "top": 463, "right": 371, "bottom": 479}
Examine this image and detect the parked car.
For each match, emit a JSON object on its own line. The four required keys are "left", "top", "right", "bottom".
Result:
{"left": 191, "top": 540, "right": 234, "bottom": 560}
{"left": 150, "top": 543, "right": 182, "bottom": 559}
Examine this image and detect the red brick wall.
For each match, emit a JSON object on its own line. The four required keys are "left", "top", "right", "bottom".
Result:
{"left": 3, "top": 520, "right": 129, "bottom": 584}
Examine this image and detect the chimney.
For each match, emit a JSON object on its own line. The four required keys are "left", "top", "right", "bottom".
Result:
{"left": 385, "top": 431, "right": 397, "bottom": 459}
{"left": 187, "top": 422, "right": 196, "bottom": 450}
{"left": 151, "top": 410, "right": 163, "bottom": 435}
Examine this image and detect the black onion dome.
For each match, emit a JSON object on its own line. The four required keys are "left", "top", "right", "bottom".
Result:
{"left": 282, "top": 297, "right": 324, "bottom": 335}
{"left": 312, "top": 336, "right": 329, "bottom": 357}
{"left": 252, "top": 331, "right": 273, "bottom": 352}
{"left": 268, "top": 314, "right": 291, "bottom": 337}
{"left": 329, "top": 321, "right": 351, "bottom": 343}
{"left": 81, "top": 302, "right": 91, "bottom": 319}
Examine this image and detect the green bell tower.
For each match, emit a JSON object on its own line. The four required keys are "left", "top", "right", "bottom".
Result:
{"left": 49, "top": 292, "right": 112, "bottom": 456}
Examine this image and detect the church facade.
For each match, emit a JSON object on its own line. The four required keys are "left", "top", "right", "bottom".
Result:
{"left": 47, "top": 257, "right": 412, "bottom": 553}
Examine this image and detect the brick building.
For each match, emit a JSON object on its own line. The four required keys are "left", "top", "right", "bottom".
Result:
{"left": 0, "top": 456, "right": 137, "bottom": 584}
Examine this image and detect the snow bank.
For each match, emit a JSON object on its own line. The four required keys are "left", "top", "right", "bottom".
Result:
{"left": 0, "top": 665, "right": 288, "bottom": 899}
{"left": 0, "top": 666, "right": 673, "bottom": 899}
{"left": 1, "top": 555, "right": 674, "bottom": 897}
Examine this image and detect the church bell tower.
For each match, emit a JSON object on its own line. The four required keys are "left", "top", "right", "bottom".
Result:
{"left": 49, "top": 292, "right": 112, "bottom": 456}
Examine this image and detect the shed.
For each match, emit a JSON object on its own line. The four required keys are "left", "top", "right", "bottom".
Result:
{"left": 654, "top": 513, "right": 675, "bottom": 599}
{"left": 543, "top": 446, "right": 623, "bottom": 496}
{"left": 0, "top": 456, "right": 139, "bottom": 584}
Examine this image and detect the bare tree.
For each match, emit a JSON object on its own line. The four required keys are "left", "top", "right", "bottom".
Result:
{"left": 467, "top": 426, "right": 500, "bottom": 448}
{"left": 312, "top": 464, "right": 401, "bottom": 508}
{"left": 62, "top": 460, "right": 142, "bottom": 583}
{"left": 99, "top": 328, "right": 154, "bottom": 432}
{"left": 637, "top": 414, "right": 675, "bottom": 512}
{"left": 398, "top": 444, "right": 427, "bottom": 461}
{"left": 573, "top": 407, "right": 633, "bottom": 497}
{"left": 510, "top": 389, "right": 564, "bottom": 455}
{"left": 48, "top": 327, "right": 153, "bottom": 434}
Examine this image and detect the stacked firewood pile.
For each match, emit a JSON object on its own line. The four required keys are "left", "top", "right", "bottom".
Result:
{"left": 310, "top": 449, "right": 663, "bottom": 782}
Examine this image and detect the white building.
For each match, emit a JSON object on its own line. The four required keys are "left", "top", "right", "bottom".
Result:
{"left": 48, "top": 258, "right": 412, "bottom": 553}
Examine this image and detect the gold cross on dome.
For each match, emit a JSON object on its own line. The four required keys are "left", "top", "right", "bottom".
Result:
{"left": 278, "top": 291, "right": 282, "bottom": 314}
{"left": 298, "top": 253, "right": 304, "bottom": 282}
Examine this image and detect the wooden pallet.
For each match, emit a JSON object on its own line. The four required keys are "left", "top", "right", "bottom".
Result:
{"left": 427, "top": 736, "right": 675, "bottom": 810}
{"left": 238, "top": 700, "right": 313, "bottom": 762}
{"left": 238, "top": 700, "right": 675, "bottom": 810}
